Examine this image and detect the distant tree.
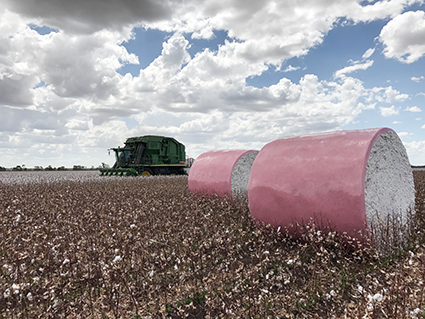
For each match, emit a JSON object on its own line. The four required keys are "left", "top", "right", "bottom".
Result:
{"left": 73, "top": 165, "right": 85, "bottom": 170}
{"left": 101, "top": 162, "right": 110, "bottom": 169}
{"left": 57, "top": 166, "right": 67, "bottom": 171}
{"left": 45, "top": 165, "right": 55, "bottom": 171}
{"left": 13, "top": 165, "right": 22, "bottom": 171}
{"left": 34, "top": 166, "right": 43, "bottom": 171}
{"left": 0, "top": 166, "right": 6, "bottom": 171}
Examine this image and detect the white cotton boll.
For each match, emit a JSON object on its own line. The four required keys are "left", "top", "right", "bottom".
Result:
{"left": 373, "top": 293, "right": 383, "bottom": 302}
{"left": 63, "top": 258, "right": 70, "bottom": 265}
{"left": 12, "top": 283, "right": 20, "bottom": 294}
{"left": 368, "top": 293, "right": 383, "bottom": 302}
{"left": 3, "top": 288, "right": 11, "bottom": 299}
{"left": 27, "top": 292, "right": 33, "bottom": 301}
{"left": 112, "top": 255, "right": 121, "bottom": 263}
{"left": 3, "top": 264, "right": 12, "bottom": 274}
{"left": 287, "top": 259, "right": 294, "bottom": 265}
{"left": 130, "top": 224, "right": 136, "bottom": 229}
{"left": 412, "top": 308, "right": 421, "bottom": 315}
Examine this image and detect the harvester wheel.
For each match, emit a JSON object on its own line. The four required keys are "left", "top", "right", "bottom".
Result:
{"left": 141, "top": 169, "right": 153, "bottom": 176}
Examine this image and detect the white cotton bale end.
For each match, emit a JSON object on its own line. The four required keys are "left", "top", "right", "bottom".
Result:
{"left": 364, "top": 130, "right": 415, "bottom": 252}
{"left": 188, "top": 150, "right": 258, "bottom": 199}
{"left": 231, "top": 151, "right": 259, "bottom": 199}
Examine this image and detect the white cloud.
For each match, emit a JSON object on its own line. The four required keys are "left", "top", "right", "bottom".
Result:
{"left": 411, "top": 75, "right": 425, "bottom": 82}
{"left": 398, "top": 131, "right": 411, "bottom": 137}
{"left": 3, "top": 0, "right": 172, "bottom": 34}
{"left": 151, "top": 0, "right": 418, "bottom": 66}
{"left": 65, "top": 119, "right": 90, "bottom": 131}
{"left": 379, "top": 105, "right": 400, "bottom": 117}
{"left": 362, "top": 48, "right": 375, "bottom": 59}
{"left": 347, "top": 0, "right": 417, "bottom": 22}
{"left": 282, "top": 65, "right": 300, "bottom": 73}
{"left": 334, "top": 60, "right": 374, "bottom": 78}
{"left": 38, "top": 30, "right": 138, "bottom": 100}
{"left": 405, "top": 106, "right": 422, "bottom": 112}
{"left": 379, "top": 10, "right": 425, "bottom": 63}
{"left": 405, "top": 140, "right": 425, "bottom": 165}
{"left": 369, "top": 86, "right": 408, "bottom": 104}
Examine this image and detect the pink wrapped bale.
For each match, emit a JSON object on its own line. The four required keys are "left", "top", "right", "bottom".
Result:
{"left": 189, "top": 150, "right": 259, "bottom": 199}
{"left": 248, "top": 128, "right": 415, "bottom": 248}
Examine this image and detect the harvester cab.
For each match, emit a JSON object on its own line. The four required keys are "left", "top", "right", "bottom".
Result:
{"left": 114, "top": 147, "right": 132, "bottom": 167}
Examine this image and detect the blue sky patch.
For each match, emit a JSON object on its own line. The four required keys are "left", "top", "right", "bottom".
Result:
{"left": 29, "top": 24, "right": 58, "bottom": 35}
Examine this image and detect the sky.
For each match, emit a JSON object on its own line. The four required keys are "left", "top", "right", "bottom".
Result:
{"left": 1, "top": 0, "right": 425, "bottom": 168}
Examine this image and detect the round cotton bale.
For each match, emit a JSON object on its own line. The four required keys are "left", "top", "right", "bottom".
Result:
{"left": 247, "top": 128, "right": 415, "bottom": 248}
{"left": 188, "top": 150, "right": 259, "bottom": 199}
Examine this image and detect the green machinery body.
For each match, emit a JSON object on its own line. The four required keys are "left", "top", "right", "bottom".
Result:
{"left": 100, "top": 135, "right": 186, "bottom": 176}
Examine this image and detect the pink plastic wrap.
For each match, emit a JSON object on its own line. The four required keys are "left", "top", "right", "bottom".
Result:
{"left": 247, "top": 128, "right": 408, "bottom": 240}
{"left": 188, "top": 150, "right": 258, "bottom": 197}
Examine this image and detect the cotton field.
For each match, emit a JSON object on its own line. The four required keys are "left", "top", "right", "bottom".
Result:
{"left": 1, "top": 170, "right": 425, "bottom": 318}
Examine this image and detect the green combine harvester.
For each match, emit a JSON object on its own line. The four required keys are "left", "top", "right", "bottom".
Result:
{"left": 100, "top": 135, "right": 186, "bottom": 176}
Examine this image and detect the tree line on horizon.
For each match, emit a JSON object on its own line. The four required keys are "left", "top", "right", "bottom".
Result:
{"left": 0, "top": 163, "right": 110, "bottom": 172}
